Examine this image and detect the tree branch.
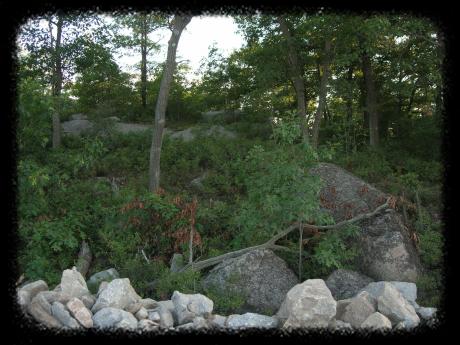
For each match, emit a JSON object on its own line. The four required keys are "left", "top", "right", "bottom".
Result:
{"left": 177, "top": 198, "right": 391, "bottom": 273}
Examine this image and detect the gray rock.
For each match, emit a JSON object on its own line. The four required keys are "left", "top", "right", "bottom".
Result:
{"left": 60, "top": 267, "right": 91, "bottom": 299}
{"left": 17, "top": 280, "right": 48, "bottom": 308}
{"left": 389, "top": 281, "right": 417, "bottom": 303}
{"left": 135, "top": 307, "right": 149, "bottom": 321}
{"left": 310, "top": 163, "right": 421, "bottom": 282}
{"left": 328, "top": 319, "right": 352, "bottom": 330}
{"left": 91, "top": 278, "right": 141, "bottom": 314}
{"left": 62, "top": 119, "right": 93, "bottom": 136}
{"left": 67, "top": 297, "right": 93, "bottom": 328}
{"left": 325, "top": 269, "right": 374, "bottom": 300}
{"left": 70, "top": 113, "right": 88, "bottom": 120}
{"left": 80, "top": 294, "right": 96, "bottom": 310}
{"left": 339, "top": 292, "right": 376, "bottom": 327}
{"left": 28, "top": 293, "right": 62, "bottom": 328}
{"left": 190, "top": 173, "right": 208, "bottom": 192}
{"left": 202, "top": 249, "right": 298, "bottom": 314}
{"left": 375, "top": 283, "right": 419, "bottom": 327}
{"left": 86, "top": 268, "right": 119, "bottom": 294}
{"left": 148, "top": 309, "right": 174, "bottom": 328}
{"left": 34, "top": 290, "right": 73, "bottom": 305}
{"left": 277, "top": 279, "right": 337, "bottom": 328}
{"left": 175, "top": 317, "right": 209, "bottom": 331}
{"left": 51, "top": 302, "right": 81, "bottom": 329}
{"left": 171, "top": 291, "right": 213, "bottom": 325}
{"left": 126, "top": 302, "right": 143, "bottom": 314}
{"left": 139, "top": 298, "right": 157, "bottom": 309}
{"left": 114, "top": 123, "right": 151, "bottom": 134}
{"left": 107, "top": 116, "right": 120, "bottom": 122}
{"left": 138, "top": 319, "right": 160, "bottom": 331}
{"left": 169, "top": 128, "right": 197, "bottom": 142}
{"left": 335, "top": 299, "right": 352, "bottom": 320}
{"left": 208, "top": 314, "right": 227, "bottom": 328}
{"left": 170, "top": 253, "right": 185, "bottom": 273}
{"left": 360, "top": 312, "right": 392, "bottom": 330}
{"left": 169, "top": 125, "right": 237, "bottom": 142}
{"left": 93, "top": 307, "right": 138, "bottom": 329}
{"left": 226, "top": 313, "right": 279, "bottom": 329}
{"left": 97, "top": 281, "right": 109, "bottom": 296}
{"left": 416, "top": 307, "right": 437, "bottom": 320}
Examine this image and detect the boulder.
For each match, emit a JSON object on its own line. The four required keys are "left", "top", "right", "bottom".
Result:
{"left": 66, "top": 297, "right": 93, "bottom": 328}
{"left": 17, "top": 280, "right": 48, "bottom": 308}
{"left": 91, "top": 278, "right": 141, "bottom": 314}
{"left": 328, "top": 319, "right": 352, "bottom": 330}
{"left": 34, "top": 290, "right": 72, "bottom": 305}
{"left": 339, "top": 291, "right": 376, "bottom": 327}
{"left": 310, "top": 163, "right": 421, "bottom": 282}
{"left": 169, "top": 128, "right": 196, "bottom": 142}
{"left": 28, "top": 293, "right": 62, "bottom": 328}
{"left": 375, "top": 283, "right": 419, "bottom": 327}
{"left": 325, "top": 269, "right": 374, "bottom": 300}
{"left": 135, "top": 307, "right": 149, "bottom": 321}
{"left": 86, "top": 268, "right": 119, "bottom": 294}
{"left": 60, "top": 267, "right": 91, "bottom": 299}
{"left": 226, "top": 313, "right": 279, "bottom": 329}
{"left": 148, "top": 309, "right": 174, "bottom": 328}
{"left": 80, "top": 294, "right": 96, "bottom": 310}
{"left": 359, "top": 281, "right": 416, "bottom": 304}
{"left": 202, "top": 249, "right": 298, "bottom": 314}
{"left": 70, "top": 113, "right": 88, "bottom": 120}
{"left": 139, "top": 298, "right": 157, "bottom": 309}
{"left": 417, "top": 307, "right": 437, "bottom": 320}
{"left": 138, "top": 319, "right": 160, "bottom": 331}
{"left": 276, "top": 279, "right": 337, "bottom": 328}
{"left": 51, "top": 302, "right": 81, "bottom": 329}
{"left": 171, "top": 291, "right": 213, "bottom": 325}
{"left": 126, "top": 302, "right": 143, "bottom": 315}
{"left": 208, "top": 314, "right": 227, "bottom": 328}
{"left": 169, "top": 125, "right": 237, "bottom": 142}
{"left": 114, "top": 123, "right": 151, "bottom": 134}
{"left": 360, "top": 312, "right": 392, "bottom": 330}
{"left": 93, "top": 307, "right": 138, "bottom": 329}
{"left": 97, "top": 281, "right": 109, "bottom": 296}
{"left": 335, "top": 299, "right": 352, "bottom": 320}
{"left": 175, "top": 316, "right": 209, "bottom": 331}
{"left": 62, "top": 119, "right": 93, "bottom": 136}
{"left": 190, "top": 173, "right": 208, "bottom": 192}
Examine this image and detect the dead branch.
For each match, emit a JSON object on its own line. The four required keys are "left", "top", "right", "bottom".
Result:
{"left": 178, "top": 198, "right": 391, "bottom": 273}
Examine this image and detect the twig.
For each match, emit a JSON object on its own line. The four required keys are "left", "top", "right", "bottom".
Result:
{"left": 141, "top": 249, "right": 150, "bottom": 264}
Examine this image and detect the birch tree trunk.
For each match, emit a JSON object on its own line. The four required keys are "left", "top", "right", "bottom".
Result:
{"left": 148, "top": 15, "right": 192, "bottom": 192}
{"left": 277, "top": 16, "right": 309, "bottom": 143}
{"left": 52, "top": 14, "right": 63, "bottom": 149}
{"left": 311, "top": 39, "right": 332, "bottom": 149}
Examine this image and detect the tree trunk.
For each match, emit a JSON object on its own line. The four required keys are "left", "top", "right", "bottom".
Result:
{"left": 345, "top": 65, "right": 354, "bottom": 152}
{"left": 141, "top": 15, "right": 148, "bottom": 108}
{"left": 361, "top": 50, "right": 379, "bottom": 147}
{"left": 277, "top": 16, "right": 309, "bottom": 143}
{"left": 52, "top": 14, "right": 63, "bottom": 149}
{"left": 311, "top": 39, "right": 332, "bottom": 149}
{"left": 148, "top": 15, "right": 191, "bottom": 192}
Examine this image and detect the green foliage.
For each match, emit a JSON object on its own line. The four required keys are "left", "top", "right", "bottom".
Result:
{"left": 154, "top": 270, "right": 202, "bottom": 301}
{"left": 271, "top": 111, "right": 301, "bottom": 145}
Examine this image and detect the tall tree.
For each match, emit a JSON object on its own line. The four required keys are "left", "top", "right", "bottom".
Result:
{"left": 149, "top": 15, "right": 192, "bottom": 192}
{"left": 115, "top": 13, "right": 167, "bottom": 108}
{"left": 311, "top": 38, "right": 332, "bottom": 148}
{"left": 277, "top": 16, "right": 309, "bottom": 143}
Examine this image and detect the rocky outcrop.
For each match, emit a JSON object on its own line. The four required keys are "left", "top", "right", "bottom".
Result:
{"left": 202, "top": 249, "right": 298, "bottom": 314}
{"left": 310, "top": 163, "right": 421, "bottom": 282}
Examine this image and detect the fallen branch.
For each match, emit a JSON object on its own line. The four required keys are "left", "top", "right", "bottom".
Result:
{"left": 178, "top": 198, "right": 391, "bottom": 273}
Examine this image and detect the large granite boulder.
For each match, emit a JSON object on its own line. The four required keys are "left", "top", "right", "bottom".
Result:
{"left": 338, "top": 291, "right": 376, "bottom": 327}
{"left": 310, "top": 163, "right": 421, "bottom": 282}
{"left": 17, "top": 280, "right": 48, "bottom": 308}
{"left": 202, "top": 249, "right": 299, "bottom": 314}
{"left": 60, "top": 267, "right": 91, "bottom": 299}
{"left": 325, "top": 269, "right": 374, "bottom": 300}
{"left": 93, "top": 307, "right": 138, "bottom": 329}
{"left": 62, "top": 119, "right": 93, "bottom": 135}
{"left": 276, "top": 279, "right": 337, "bottom": 328}
{"left": 226, "top": 313, "right": 279, "bottom": 329}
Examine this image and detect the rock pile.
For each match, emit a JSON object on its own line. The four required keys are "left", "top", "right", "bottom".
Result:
{"left": 17, "top": 266, "right": 437, "bottom": 332}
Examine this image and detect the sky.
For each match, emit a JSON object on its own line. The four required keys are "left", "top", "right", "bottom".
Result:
{"left": 118, "top": 15, "right": 245, "bottom": 83}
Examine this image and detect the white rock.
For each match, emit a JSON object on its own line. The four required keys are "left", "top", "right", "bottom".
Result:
{"left": 361, "top": 312, "right": 392, "bottom": 330}
{"left": 171, "top": 291, "right": 213, "bottom": 325}
{"left": 276, "top": 279, "right": 336, "bottom": 328}
{"left": 135, "top": 307, "right": 149, "bottom": 321}
{"left": 60, "top": 267, "right": 91, "bottom": 299}
{"left": 93, "top": 307, "right": 138, "bottom": 329}
{"left": 226, "top": 313, "right": 279, "bottom": 329}
{"left": 91, "top": 278, "right": 141, "bottom": 313}
{"left": 67, "top": 297, "right": 93, "bottom": 328}
{"left": 376, "top": 283, "right": 419, "bottom": 328}
{"left": 51, "top": 301, "right": 81, "bottom": 329}
{"left": 17, "top": 280, "right": 49, "bottom": 307}
{"left": 340, "top": 292, "right": 376, "bottom": 327}
{"left": 417, "top": 307, "right": 437, "bottom": 320}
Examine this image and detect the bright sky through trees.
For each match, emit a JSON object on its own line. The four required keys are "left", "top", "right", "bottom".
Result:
{"left": 118, "top": 15, "right": 245, "bottom": 82}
